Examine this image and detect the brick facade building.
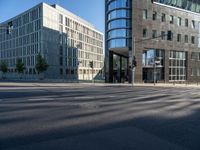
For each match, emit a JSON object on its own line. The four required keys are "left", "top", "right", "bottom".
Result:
{"left": 105, "top": 0, "right": 200, "bottom": 83}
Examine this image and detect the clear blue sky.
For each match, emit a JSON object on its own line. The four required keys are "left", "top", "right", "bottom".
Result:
{"left": 0, "top": 0, "right": 105, "bottom": 33}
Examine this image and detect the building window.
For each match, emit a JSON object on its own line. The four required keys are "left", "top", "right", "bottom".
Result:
{"left": 143, "top": 28, "right": 147, "bottom": 37}
{"left": 169, "top": 51, "right": 186, "bottom": 81}
{"left": 59, "top": 25, "right": 63, "bottom": 33}
{"left": 198, "top": 53, "right": 200, "bottom": 61}
{"left": 185, "top": 19, "right": 188, "bottom": 27}
{"left": 59, "top": 46, "right": 63, "bottom": 55}
{"left": 59, "top": 14, "right": 63, "bottom": 24}
{"left": 185, "top": 35, "right": 188, "bottom": 43}
{"left": 191, "top": 36, "right": 195, "bottom": 44}
{"left": 161, "top": 31, "right": 166, "bottom": 40}
{"left": 177, "top": 34, "right": 181, "bottom": 42}
{"left": 197, "top": 68, "right": 200, "bottom": 76}
{"left": 109, "top": 39, "right": 128, "bottom": 48}
{"left": 60, "top": 57, "right": 63, "bottom": 66}
{"left": 142, "top": 49, "right": 164, "bottom": 67}
{"left": 177, "top": 17, "right": 181, "bottom": 26}
{"left": 198, "top": 36, "right": 200, "bottom": 47}
{"left": 108, "top": 19, "right": 130, "bottom": 30}
{"left": 192, "top": 20, "right": 195, "bottom": 29}
{"left": 161, "top": 13, "right": 166, "bottom": 22}
{"left": 169, "top": 15, "right": 174, "bottom": 24}
{"left": 167, "top": 31, "right": 173, "bottom": 41}
{"left": 152, "top": 30, "right": 157, "bottom": 38}
{"left": 191, "top": 68, "right": 194, "bottom": 76}
{"left": 65, "top": 17, "right": 69, "bottom": 26}
{"left": 143, "top": 9, "right": 147, "bottom": 20}
{"left": 108, "top": 9, "right": 130, "bottom": 20}
{"left": 152, "top": 11, "right": 157, "bottom": 20}
{"left": 60, "top": 68, "right": 63, "bottom": 75}
{"left": 191, "top": 52, "right": 196, "bottom": 60}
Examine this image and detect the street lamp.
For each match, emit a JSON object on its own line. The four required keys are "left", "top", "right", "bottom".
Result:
{"left": 132, "top": 37, "right": 136, "bottom": 86}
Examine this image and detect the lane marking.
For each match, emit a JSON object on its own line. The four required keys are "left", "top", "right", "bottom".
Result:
{"left": 108, "top": 95, "right": 116, "bottom": 98}
{"left": 73, "top": 95, "right": 116, "bottom": 99}
{"left": 74, "top": 96, "right": 94, "bottom": 99}
{"left": 28, "top": 98, "right": 55, "bottom": 101}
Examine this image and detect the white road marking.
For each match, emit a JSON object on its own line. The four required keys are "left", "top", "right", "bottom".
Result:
{"left": 28, "top": 98, "right": 55, "bottom": 101}
{"left": 74, "top": 96, "right": 94, "bottom": 99}
{"left": 73, "top": 95, "right": 116, "bottom": 99}
{"left": 108, "top": 95, "right": 116, "bottom": 98}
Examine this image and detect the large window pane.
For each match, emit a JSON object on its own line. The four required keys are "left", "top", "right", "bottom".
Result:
{"left": 108, "top": 0, "right": 130, "bottom": 11}
{"left": 108, "top": 19, "right": 130, "bottom": 30}
{"left": 108, "top": 9, "right": 130, "bottom": 20}
{"left": 108, "top": 39, "right": 128, "bottom": 48}
{"left": 108, "top": 29, "right": 130, "bottom": 39}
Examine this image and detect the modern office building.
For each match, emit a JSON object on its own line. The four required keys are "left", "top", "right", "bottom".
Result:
{"left": 0, "top": 3, "right": 104, "bottom": 80}
{"left": 105, "top": 0, "right": 200, "bottom": 83}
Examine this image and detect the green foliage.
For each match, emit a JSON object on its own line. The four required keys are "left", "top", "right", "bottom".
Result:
{"left": 0, "top": 62, "right": 8, "bottom": 74}
{"left": 16, "top": 58, "right": 25, "bottom": 74}
{"left": 35, "top": 54, "right": 49, "bottom": 74}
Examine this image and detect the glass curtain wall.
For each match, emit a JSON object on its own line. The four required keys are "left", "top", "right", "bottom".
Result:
{"left": 106, "top": 0, "right": 132, "bottom": 49}
{"left": 155, "top": 0, "right": 200, "bottom": 13}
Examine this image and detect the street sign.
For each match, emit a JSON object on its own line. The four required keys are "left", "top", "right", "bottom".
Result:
{"left": 155, "top": 60, "right": 160, "bottom": 64}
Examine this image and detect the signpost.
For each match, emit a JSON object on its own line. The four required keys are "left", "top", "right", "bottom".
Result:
{"left": 89, "top": 61, "right": 94, "bottom": 83}
{"left": 154, "top": 58, "right": 160, "bottom": 86}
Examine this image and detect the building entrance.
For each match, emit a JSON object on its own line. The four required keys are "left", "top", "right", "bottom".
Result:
{"left": 113, "top": 54, "right": 129, "bottom": 83}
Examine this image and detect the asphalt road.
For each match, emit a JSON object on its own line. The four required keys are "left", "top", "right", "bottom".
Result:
{"left": 1, "top": 83, "right": 200, "bottom": 150}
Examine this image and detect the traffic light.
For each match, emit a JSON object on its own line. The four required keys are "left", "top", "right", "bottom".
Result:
{"left": 133, "top": 60, "right": 137, "bottom": 67}
{"left": 132, "top": 56, "right": 137, "bottom": 68}
{"left": 89, "top": 61, "right": 93, "bottom": 68}
{"left": 167, "top": 31, "right": 172, "bottom": 40}
{"left": 6, "top": 21, "right": 13, "bottom": 35}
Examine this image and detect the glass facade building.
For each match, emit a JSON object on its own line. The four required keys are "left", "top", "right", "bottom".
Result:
{"left": 105, "top": 0, "right": 132, "bottom": 83}
{"left": 106, "top": 0, "right": 132, "bottom": 49}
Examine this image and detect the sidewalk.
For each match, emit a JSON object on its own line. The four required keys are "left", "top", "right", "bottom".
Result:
{"left": 0, "top": 81, "right": 200, "bottom": 89}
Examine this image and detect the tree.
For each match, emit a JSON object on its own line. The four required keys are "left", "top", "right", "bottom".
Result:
{"left": 35, "top": 54, "right": 48, "bottom": 79}
{"left": 16, "top": 58, "right": 25, "bottom": 79}
{"left": 0, "top": 62, "right": 8, "bottom": 79}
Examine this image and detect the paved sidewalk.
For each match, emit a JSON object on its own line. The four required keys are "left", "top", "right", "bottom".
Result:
{"left": 0, "top": 81, "right": 200, "bottom": 89}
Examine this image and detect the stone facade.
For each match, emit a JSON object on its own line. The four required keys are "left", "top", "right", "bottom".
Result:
{"left": 105, "top": 0, "right": 200, "bottom": 83}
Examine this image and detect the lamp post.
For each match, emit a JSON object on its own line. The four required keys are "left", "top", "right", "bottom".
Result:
{"left": 196, "top": 53, "right": 198, "bottom": 86}
{"left": 132, "top": 37, "right": 136, "bottom": 86}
